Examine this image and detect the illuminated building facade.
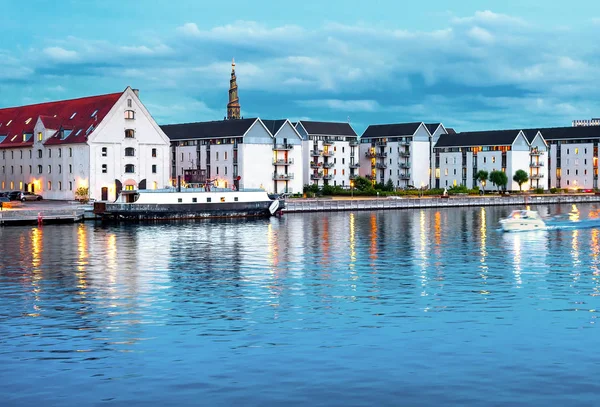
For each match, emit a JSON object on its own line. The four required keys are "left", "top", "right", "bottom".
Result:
{"left": 0, "top": 87, "right": 170, "bottom": 200}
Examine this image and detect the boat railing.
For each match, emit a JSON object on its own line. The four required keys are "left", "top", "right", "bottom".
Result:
{"left": 138, "top": 187, "right": 265, "bottom": 193}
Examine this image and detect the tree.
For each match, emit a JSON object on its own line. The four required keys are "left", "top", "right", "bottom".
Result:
{"left": 353, "top": 176, "right": 373, "bottom": 192}
{"left": 384, "top": 179, "right": 395, "bottom": 192}
{"left": 489, "top": 170, "right": 508, "bottom": 192}
{"left": 475, "top": 170, "right": 489, "bottom": 192}
{"left": 513, "top": 169, "right": 529, "bottom": 192}
{"left": 75, "top": 187, "right": 89, "bottom": 203}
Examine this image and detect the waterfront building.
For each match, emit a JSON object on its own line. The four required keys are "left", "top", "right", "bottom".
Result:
{"left": 162, "top": 118, "right": 304, "bottom": 194}
{"left": 0, "top": 87, "right": 170, "bottom": 201}
{"left": 434, "top": 129, "right": 548, "bottom": 191}
{"left": 294, "top": 121, "right": 359, "bottom": 188}
{"left": 572, "top": 118, "right": 600, "bottom": 127}
{"left": 359, "top": 122, "right": 445, "bottom": 188}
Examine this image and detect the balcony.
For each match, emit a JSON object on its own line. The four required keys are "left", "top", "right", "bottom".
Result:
{"left": 375, "top": 141, "right": 387, "bottom": 146}
{"left": 399, "top": 151, "right": 410, "bottom": 157}
{"left": 365, "top": 151, "right": 377, "bottom": 159}
{"left": 323, "top": 174, "right": 334, "bottom": 180}
{"left": 529, "top": 162, "right": 544, "bottom": 167}
{"left": 273, "top": 158, "right": 294, "bottom": 166}
{"left": 375, "top": 162, "right": 387, "bottom": 169}
{"left": 349, "top": 140, "right": 359, "bottom": 147}
{"left": 273, "top": 144, "right": 294, "bottom": 151}
{"left": 349, "top": 174, "right": 359, "bottom": 180}
{"left": 530, "top": 174, "right": 544, "bottom": 180}
{"left": 310, "top": 149, "right": 323, "bottom": 156}
{"left": 349, "top": 162, "right": 360, "bottom": 169}
{"left": 323, "top": 162, "right": 334, "bottom": 169}
{"left": 400, "top": 141, "right": 411, "bottom": 146}
{"left": 322, "top": 139, "right": 334, "bottom": 146}
{"left": 322, "top": 150, "right": 335, "bottom": 157}
{"left": 310, "top": 162, "right": 322, "bottom": 169}
{"left": 376, "top": 152, "right": 388, "bottom": 158}
{"left": 530, "top": 150, "right": 544, "bottom": 156}
{"left": 273, "top": 173, "right": 294, "bottom": 180}
{"left": 311, "top": 172, "right": 324, "bottom": 180}
{"left": 399, "top": 172, "right": 411, "bottom": 179}
{"left": 399, "top": 162, "right": 411, "bottom": 169}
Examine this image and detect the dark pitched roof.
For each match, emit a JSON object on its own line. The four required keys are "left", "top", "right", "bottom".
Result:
{"left": 361, "top": 122, "right": 422, "bottom": 139}
{"left": 297, "top": 121, "right": 357, "bottom": 137}
{"left": 161, "top": 118, "right": 258, "bottom": 140}
{"left": 261, "top": 119, "right": 287, "bottom": 136}
{"left": 425, "top": 123, "right": 441, "bottom": 134}
{"left": 0, "top": 91, "right": 122, "bottom": 148}
{"left": 435, "top": 129, "right": 523, "bottom": 148}
{"left": 523, "top": 126, "right": 600, "bottom": 141}
{"left": 446, "top": 128, "right": 456, "bottom": 134}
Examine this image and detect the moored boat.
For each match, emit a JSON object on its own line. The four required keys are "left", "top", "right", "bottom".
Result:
{"left": 94, "top": 187, "right": 285, "bottom": 221}
{"left": 499, "top": 209, "right": 546, "bottom": 232}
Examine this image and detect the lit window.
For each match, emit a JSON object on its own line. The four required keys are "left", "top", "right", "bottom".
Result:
{"left": 220, "top": 197, "right": 225, "bottom": 202}
{"left": 48, "top": 181, "right": 52, "bottom": 190}
{"left": 492, "top": 156, "right": 496, "bottom": 163}
{"left": 124, "top": 110, "right": 135, "bottom": 120}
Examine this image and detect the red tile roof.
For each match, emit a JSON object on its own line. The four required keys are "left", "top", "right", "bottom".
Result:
{"left": 0, "top": 91, "right": 122, "bottom": 149}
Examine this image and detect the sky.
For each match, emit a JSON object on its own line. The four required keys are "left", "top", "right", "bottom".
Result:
{"left": 2, "top": 0, "right": 600, "bottom": 134}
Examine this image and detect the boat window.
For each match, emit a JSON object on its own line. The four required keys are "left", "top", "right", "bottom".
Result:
{"left": 178, "top": 198, "right": 182, "bottom": 203}
{"left": 207, "top": 198, "right": 211, "bottom": 203}
{"left": 192, "top": 198, "right": 197, "bottom": 203}
{"left": 220, "top": 197, "right": 225, "bottom": 202}
{"left": 234, "top": 197, "right": 239, "bottom": 202}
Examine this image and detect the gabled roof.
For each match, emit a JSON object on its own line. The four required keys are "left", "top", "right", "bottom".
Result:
{"left": 0, "top": 91, "right": 122, "bottom": 148}
{"left": 446, "top": 128, "right": 456, "bottom": 134}
{"left": 523, "top": 126, "right": 600, "bottom": 141}
{"left": 425, "top": 123, "right": 441, "bottom": 134}
{"left": 161, "top": 118, "right": 258, "bottom": 140}
{"left": 261, "top": 119, "right": 287, "bottom": 136}
{"left": 296, "top": 120, "right": 358, "bottom": 137}
{"left": 361, "top": 122, "right": 422, "bottom": 139}
{"left": 435, "top": 129, "right": 524, "bottom": 148}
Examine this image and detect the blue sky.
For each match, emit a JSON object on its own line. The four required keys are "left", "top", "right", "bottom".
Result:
{"left": 2, "top": 0, "right": 600, "bottom": 134}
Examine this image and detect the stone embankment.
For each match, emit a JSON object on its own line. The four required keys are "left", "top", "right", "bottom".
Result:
{"left": 283, "top": 194, "right": 600, "bottom": 213}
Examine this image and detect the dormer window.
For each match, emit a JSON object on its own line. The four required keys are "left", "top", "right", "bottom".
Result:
{"left": 60, "top": 129, "right": 72, "bottom": 140}
{"left": 91, "top": 110, "right": 98, "bottom": 118}
{"left": 124, "top": 110, "right": 135, "bottom": 120}
{"left": 6, "top": 120, "right": 12, "bottom": 126}
{"left": 25, "top": 118, "right": 32, "bottom": 125}
{"left": 23, "top": 134, "right": 26, "bottom": 142}
{"left": 125, "top": 129, "right": 135, "bottom": 138}
{"left": 86, "top": 125, "right": 94, "bottom": 135}
{"left": 70, "top": 112, "right": 77, "bottom": 120}
{"left": 37, "top": 132, "right": 43, "bottom": 141}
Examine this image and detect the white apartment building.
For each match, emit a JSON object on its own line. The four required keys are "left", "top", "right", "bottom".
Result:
{"left": 162, "top": 118, "right": 304, "bottom": 194}
{"left": 0, "top": 87, "right": 171, "bottom": 201}
{"left": 434, "top": 129, "right": 549, "bottom": 191}
{"left": 572, "top": 118, "right": 600, "bottom": 127}
{"left": 294, "top": 121, "right": 359, "bottom": 188}
{"left": 359, "top": 122, "right": 439, "bottom": 188}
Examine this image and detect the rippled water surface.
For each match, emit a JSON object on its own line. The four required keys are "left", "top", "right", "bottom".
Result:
{"left": 2, "top": 204, "right": 600, "bottom": 406}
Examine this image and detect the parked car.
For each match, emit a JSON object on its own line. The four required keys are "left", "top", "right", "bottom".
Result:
{"left": 7, "top": 191, "right": 22, "bottom": 201}
{"left": 0, "top": 196, "right": 15, "bottom": 209}
{"left": 20, "top": 192, "right": 43, "bottom": 201}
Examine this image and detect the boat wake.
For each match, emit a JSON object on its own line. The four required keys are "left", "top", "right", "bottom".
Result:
{"left": 544, "top": 218, "right": 600, "bottom": 231}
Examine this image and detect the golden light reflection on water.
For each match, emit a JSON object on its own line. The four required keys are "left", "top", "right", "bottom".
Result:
{"left": 76, "top": 224, "right": 88, "bottom": 296}
{"left": 28, "top": 227, "right": 43, "bottom": 317}
{"left": 569, "top": 204, "right": 580, "bottom": 222}
{"left": 267, "top": 222, "right": 278, "bottom": 269}
{"left": 434, "top": 211, "right": 441, "bottom": 249}
{"left": 369, "top": 213, "right": 377, "bottom": 261}
{"left": 592, "top": 229, "right": 600, "bottom": 297}
{"left": 349, "top": 213, "right": 356, "bottom": 271}
{"left": 418, "top": 210, "right": 428, "bottom": 294}
{"left": 479, "top": 208, "right": 489, "bottom": 292}
{"left": 321, "top": 216, "right": 330, "bottom": 266}
{"left": 106, "top": 233, "right": 117, "bottom": 286}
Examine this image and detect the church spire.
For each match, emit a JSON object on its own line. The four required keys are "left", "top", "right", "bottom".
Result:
{"left": 227, "top": 58, "right": 241, "bottom": 120}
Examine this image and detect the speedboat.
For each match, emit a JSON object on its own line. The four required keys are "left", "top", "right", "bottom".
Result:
{"left": 499, "top": 210, "right": 546, "bottom": 232}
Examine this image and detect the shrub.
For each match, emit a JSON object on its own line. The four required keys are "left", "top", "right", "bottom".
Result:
{"left": 550, "top": 187, "right": 558, "bottom": 194}
{"left": 534, "top": 188, "right": 544, "bottom": 194}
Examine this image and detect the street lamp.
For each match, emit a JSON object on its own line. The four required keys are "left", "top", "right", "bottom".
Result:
{"left": 350, "top": 180, "right": 354, "bottom": 198}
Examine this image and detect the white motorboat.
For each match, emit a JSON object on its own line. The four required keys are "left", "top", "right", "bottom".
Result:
{"left": 499, "top": 210, "right": 546, "bottom": 232}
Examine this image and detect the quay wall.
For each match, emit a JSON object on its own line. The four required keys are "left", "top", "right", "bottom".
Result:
{"left": 283, "top": 195, "right": 600, "bottom": 213}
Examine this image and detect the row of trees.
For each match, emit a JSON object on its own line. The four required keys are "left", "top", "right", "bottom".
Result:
{"left": 475, "top": 169, "right": 529, "bottom": 192}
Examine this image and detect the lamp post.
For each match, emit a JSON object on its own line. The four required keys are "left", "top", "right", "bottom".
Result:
{"left": 350, "top": 180, "right": 354, "bottom": 199}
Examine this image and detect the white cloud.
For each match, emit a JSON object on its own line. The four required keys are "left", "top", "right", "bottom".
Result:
{"left": 468, "top": 26, "right": 494, "bottom": 43}
{"left": 296, "top": 99, "right": 381, "bottom": 112}
{"left": 177, "top": 22, "right": 201, "bottom": 36}
{"left": 43, "top": 46, "right": 78, "bottom": 62}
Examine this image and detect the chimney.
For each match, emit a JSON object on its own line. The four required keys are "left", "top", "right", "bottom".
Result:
{"left": 132, "top": 89, "right": 140, "bottom": 98}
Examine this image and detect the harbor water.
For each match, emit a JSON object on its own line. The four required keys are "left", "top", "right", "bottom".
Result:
{"left": 1, "top": 204, "right": 600, "bottom": 406}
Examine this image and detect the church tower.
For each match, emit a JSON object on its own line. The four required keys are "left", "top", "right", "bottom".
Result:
{"left": 227, "top": 58, "right": 241, "bottom": 120}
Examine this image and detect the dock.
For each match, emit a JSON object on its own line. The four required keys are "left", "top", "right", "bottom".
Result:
{"left": 0, "top": 208, "right": 85, "bottom": 226}
{"left": 283, "top": 194, "right": 600, "bottom": 213}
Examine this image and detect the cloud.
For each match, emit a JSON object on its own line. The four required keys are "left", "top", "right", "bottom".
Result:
{"left": 468, "top": 26, "right": 494, "bottom": 43}
{"left": 296, "top": 99, "right": 381, "bottom": 112}
{"left": 43, "top": 46, "right": 78, "bottom": 62}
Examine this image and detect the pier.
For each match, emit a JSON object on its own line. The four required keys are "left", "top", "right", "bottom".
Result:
{"left": 0, "top": 204, "right": 86, "bottom": 226}
{"left": 283, "top": 194, "right": 600, "bottom": 213}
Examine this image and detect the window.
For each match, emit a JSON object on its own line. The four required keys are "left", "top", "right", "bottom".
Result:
{"left": 444, "top": 168, "right": 448, "bottom": 176}
{"left": 575, "top": 148, "right": 579, "bottom": 154}
{"left": 48, "top": 181, "right": 52, "bottom": 191}
{"left": 102, "top": 147, "right": 107, "bottom": 157}
{"left": 445, "top": 157, "right": 448, "bottom": 164}
{"left": 48, "top": 149, "right": 51, "bottom": 158}
{"left": 181, "top": 153, "right": 184, "bottom": 161}
{"left": 58, "top": 165, "right": 62, "bottom": 174}
{"left": 38, "top": 149, "right": 42, "bottom": 158}
{"left": 58, "top": 148, "right": 62, "bottom": 158}
{"left": 492, "top": 156, "right": 496, "bottom": 163}
{"left": 127, "top": 99, "right": 132, "bottom": 108}
{"left": 48, "top": 165, "right": 51, "bottom": 174}
{"left": 29, "top": 150, "right": 32, "bottom": 159}
{"left": 567, "top": 149, "right": 570, "bottom": 154}
{"left": 20, "top": 150, "right": 23, "bottom": 159}
{"left": 125, "top": 185, "right": 134, "bottom": 191}
{"left": 19, "top": 165, "right": 22, "bottom": 174}
{"left": 225, "top": 167, "right": 227, "bottom": 175}
{"left": 225, "top": 152, "right": 228, "bottom": 160}
{"left": 69, "top": 182, "right": 73, "bottom": 191}
{"left": 567, "top": 169, "right": 570, "bottom": 175}
{"left": 178, "top": 198, "right": 182, "bottom": 203}
{"left": 192, "top": 198, "right": 197, "bottom": 203}
{"left": 216, "top": 152, "right": 219, "bottom": 161}
{"left": 220, "top": 197, "right": 225, "bottom": 202}
{"left": 37, "top": 132, "right": 42, "bottom": 141}
{"left": 216, "top": 167, "right": 219, "bottom": 175}
{"left": 342, "top": 158, "right": 345, "bottom": 164}
{"left": 69, "top": 148, "right": 72, "bottom": 157}
{"left": 585, "top": 148, "right": 588, "bottom": 154}
{"left": 576, "top": 170, "right": 578, "bottom": 175}
{"left": 102, "top": 164, "right": 107, "bottom": 173}
{"left": 453, "top": 169, "right": 457, "bottom": 175}
{"left": 342, "top": 169, "right": 345, "bottom": 175}
{"left": 11, "top": 151, "right": 13, "bottom": 159}
{"left": 10, "top": 166, "right": 13, "bottom": 174}
{"left": 29, "top": 165, "right": 32, "bottom": 174}
{"left": 342, "top": 147, "right": 345, "bottom": 153}
{"left": 58, "top": 181, "right": 62, "bottom": 190}
{"left": 125, "top": 147, "right": 135, "bottom": 157}
{"left": 483, "top": 157, "right": 486, "bottom": 163}
{"left": 125, "top": 164, "right": 135, "bottom": 173}
{"left": 125, "top": 129, "right": 135, "bottom": 138}
{"left": 69, "top": 164, "right": 72, "bottom": 173}
{"left": 38, "top": 165, "right": 42, "bottom": 174}
{"left": 124, "top": 110, "right": 135, "bottom": 120}
{"left": 152, "top": 165, "right": 157, "bottom": 174}
{"left": 152, "top": 148, "right": 157, "bottom": 158}
{"left": 234, "top": 197, "right": 239, "bottom": 202}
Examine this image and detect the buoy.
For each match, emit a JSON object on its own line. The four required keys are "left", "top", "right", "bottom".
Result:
{"left": 37, "top": 212, "right": 43, "bottom": 226}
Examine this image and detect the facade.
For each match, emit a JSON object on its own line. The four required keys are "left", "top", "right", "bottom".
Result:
{"left": 0, "top": 87, "right": 170, "bottom": 201}
{"left": 434, "top": 130, "right": 548, "bottom": 191}
{"left": 359, "top": 122, "right": 440, "bottom": 188}
{"left": 294, "top": 121, "right": 359, "bottom": 188}
{"left": 162, "top": 118, "right": 304, "bottom": 194}
{"left": 572, "top": 118, "right": 600, "bottom": 127}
